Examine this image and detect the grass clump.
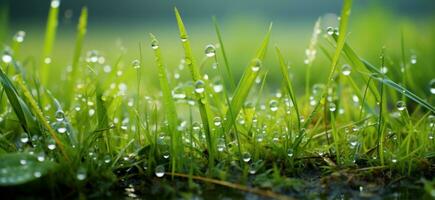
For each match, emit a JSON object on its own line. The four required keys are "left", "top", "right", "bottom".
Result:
{"left": 0, "top": 0, "right": 434, "bottom": 199}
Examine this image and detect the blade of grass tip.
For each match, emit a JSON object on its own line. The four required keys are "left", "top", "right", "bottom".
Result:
{"left": 67, "top": 7, "right": 87, "bottom": 108}
{"left": 149, "top": 33, "right": 182, "bottom": 172}
{"left": 174, "top": 7, "right": 215, "bottom": 170}
{"left": 13, "top": 75, "right": 69, "bottom": 161}
{"left": 40, "top": 0, "right": 60, "bottom": 85}
{"left": 276, "top": 46, "right": 301, "bottom": 131}
{"left": 222, "top": 23, "right": 272, "bottom": 132}
{"left": 212, "top": 16, "right": 236, "bottom": 90}
{"left": 276, "top": 46, "right": 306, "bottom": 157}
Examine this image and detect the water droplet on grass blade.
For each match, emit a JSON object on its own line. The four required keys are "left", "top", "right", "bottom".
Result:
{"left": 410, "top": 54, "right": 417, "bottom": 64}
{"left": 204, "top": 44, "right": 216, "bottom": 58}
{"left": 151, "top": 39, "right": 159, "bottom": 50}
{"left": 287, "top": 149, "right": 294, "bottom": 157}
{"left": 55, "top": 110, "right": 65, "bottom": 122}
{"left": 155, "top": 165, "right": 165, "bottom": 177}
{"left": 242, "top": 152, "right": 251, "bottom": 163}
{"left": 76, "top": 167, "right": 87, "bottom": 181}
{"left": 429, "top": 79, "right": 435, "bottom": 94}
{"left": 269, "top": 100, "right": 279, "bottom": 112}
{"left": 2, "top": 52, "right": 12, "bottom": 63}
{"left": 47, "top": 139, "right": 56, "bottom": 150}
{"left": 396, "top": 101, "right": 406, "bottom": 111}
{"left": 326, "top": 27, "right": 334, "bottom": 35}
{"left": 50, "top": 0, "right": 60, "bottom": 8}
{"left": 37, "top": 152, "right": 45, "bottom": 162}
{"left": 217, "top": 138, "right": 225, "bottom": 152}
{"left": 13, "top": 31, "right": 26, "bottom": 43}
{"left": 213, "top": 117, "right": 222, "bottom": 127}
{"left": 380, "top": 66, "right": 388, "bottom": 74}
{"left": 251, "top": 58, "right": 262, "bottom": 72}
{"left": 20, "top": 133, "right": 29, "bottom": 143}
{"left": 132, "top": 59, "right": 140, "bottom": 69}
{"left": 341, "top": 64, "right": 351, "bottom": 76}
{"left": 329, "top": 103, "right": 336, "bottom": 112}
{"left": 194, "top": 80, "right": 205, "bottom": 94}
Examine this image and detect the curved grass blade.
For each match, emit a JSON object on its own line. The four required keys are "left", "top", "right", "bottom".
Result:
{"left": 0, "top": 66, "right": 30, "bottom": 133}
{"left": 67, "top": 7, "right": 87, "bottom": 108}
{"left": 222, "top": 23, "right": 272, "bottom": 132}
{"left": 338, "top": 38, "right": 435, "bottom": 112}
{"left": 212, "top": 16, "right": 236, "bottom": 90}
{"left": 0, "top": 152, "right": 56, "bottom": 186}
{"left": 175, "top": 7, "right": 215, "bottom": 170}
{"left": 149, "top": 33, "right": 182, "bottom": 171}
{"left": 13, "top": 76, "right": 69, "bottom": 160}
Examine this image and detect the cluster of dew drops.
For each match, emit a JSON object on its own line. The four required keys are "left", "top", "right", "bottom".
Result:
{"left": 1, "top": 18, "right": 434, "bottom": 181}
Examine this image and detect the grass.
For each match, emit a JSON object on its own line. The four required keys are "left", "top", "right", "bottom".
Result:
{"left": 0, "top": 0, "right": 434, "bottom": 199}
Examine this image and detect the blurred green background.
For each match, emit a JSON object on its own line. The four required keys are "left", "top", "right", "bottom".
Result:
{"left": 1, "top": 0, "right": 434, "bottom": 96}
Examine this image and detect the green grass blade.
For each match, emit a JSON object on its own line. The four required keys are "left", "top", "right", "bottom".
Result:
{"left": 223, "top": 23, "right": 272, "bottom": 132}
{"left": 13, "top": 75, "right": 69, "bottom": 160}
{"left": 275, "top": 46, "right": 301, "bottom": 131}
{"left": 67, "top": 7, "right": 87, "bottom": 107}
{"left": 40, "top": 0, "right": 60, "bottom": 85}
{"left": 0, "top": 66, "right": 29, "bottom": 133}
{"left": 174, "top": 7, "right": 215, "bottom": 170}
{"left": 339, "top": 39, "right": 435, "bottom": 112}
{"left": 212, "top": 16, "right": 236, "bottom": 90}
{"left": 149, "top": 33, "right": 182, "bottom": 171}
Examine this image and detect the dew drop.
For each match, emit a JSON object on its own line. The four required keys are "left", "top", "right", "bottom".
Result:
{"left": 204, "top": 44, "right": 216, "bottom": 58}
{"left": 55, "top": 110, "right": 65, "bottom": 122}
{"left": 86, "top": 50, "right": 99, "bottom": 63}
{"left": 180, "top": 35, "right": 188, "bottom": 42}
{"left": 13, "top": 31, "right": 26, "bottom": 43}
{"left": 50, "top": 0, "right": 60, "bottom": 8}
{"left": 326, "top": 26, "right": 334, "bottom": 35}
{"left": 151, "top": 39, "right": 159, "bottom": 50}
{"left": 20, "top": 133, "right": 29, "bottom": 143}
{"left": 47, "top": 139, "right": 56, "bottom": 150}
{"left": 217, "top": 138, "right": 225, "bottom": 152}
{"left": 341, "top": 64, "right": 351, "bottom": 76}
{"left": 396, "top": 101, "right": 406, "bottom": 111}
{"left": 329, "top": 103, "right": 336, "bottom": 112}
{"left": 429, "top": 79, "right": 435, "bottom": 94}
{"left": 34, "top": 171, "right": 42, "bottom": 178}
{"left": 37, "top": 152, "right": 45, "bottom": 162}
{"left": 250, "top": 58, "right": 262, "bottom": 72}
{"left": 162, "top": 151, "right": 170, "bottom": 159}
{"left": 249, "top": 163, "right": 257, "bottom": 175}
{"left": 287, "top": 148, "right": 294, "bottom": 157}
{"left": 132, "top": 59, "right": 140, "bottom": 69}
{"left": 213, "top": 117, "right": 222, "bottom": 127}
{"left": 155, "top": 165, "right": 165, "bottom": 177}
{"left": 380, "top": 66, "right": 388, "bottom": 74}
{"left": 76, "top": 167, "right": 87, "bottom": 181}
{"left": 242, "top": 152, "right": 251, "bottom": 163}
{"left": 269, "top": 100, "right": 279, "bottom": 112}
{"left": 194, "top": 80, "right": 205, "bottom": 94}
{"left": 410, "top": 54, "right": 417, "bottom": 64}
{"left": 2, "top": 52, "right": 12, "bottom": 63}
